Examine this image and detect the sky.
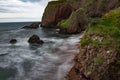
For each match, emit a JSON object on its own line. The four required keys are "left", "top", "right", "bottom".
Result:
{"left": 0, "top": 0, "right": 51, "bottom": 22}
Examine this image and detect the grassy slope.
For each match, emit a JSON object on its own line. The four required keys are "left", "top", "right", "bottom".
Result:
{"left": 81, "top": 7, "right": 120, "bottom": 50}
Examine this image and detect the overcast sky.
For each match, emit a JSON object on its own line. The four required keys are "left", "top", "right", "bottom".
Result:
{"left": 0, "top": 0, "right": 51, "bottom": 22}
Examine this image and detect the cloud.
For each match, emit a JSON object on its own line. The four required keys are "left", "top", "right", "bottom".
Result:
{"left": 20, "top": 0, "right": 41, "bottom": 2}
{"left": 0, "top": 0, "right": 50, "bottom": 22}
{"left": 0, "top": 8, "right": 15, "bottom": 13}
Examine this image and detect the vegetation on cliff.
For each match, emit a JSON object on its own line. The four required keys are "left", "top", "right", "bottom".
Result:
{"left": 81, "top": 7, "right": 120, "bottom": 49}
{"left": 42, "top": 0, "right": 119, "bottom": 34}
{"left": 67, "top": 7, "right": 120, "bottom": 80}
{"left": 57, "top": 8, "right": 88, "bottom": 33}
{"left": 42, "top": 0, "right": 120, "bottom": 79}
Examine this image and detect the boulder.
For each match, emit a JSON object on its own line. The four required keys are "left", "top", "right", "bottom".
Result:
{"left": 9, "top": 39, "right": 17, "bottom": 44}
{"left": 28, "top": 35, "right": 44, "bottom": 44}
{"left": 22, "top": 23, "right": 40, "bottom": 29}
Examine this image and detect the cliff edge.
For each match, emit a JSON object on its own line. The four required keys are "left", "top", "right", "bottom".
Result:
{"left": 41, "top": 0, "right": 119, "bottom": 34}
{"left": 67, "top": 7, "right": 120, "bottom": 80}
{"left": 41, "top": 0, "right": 120, "bottom": 80}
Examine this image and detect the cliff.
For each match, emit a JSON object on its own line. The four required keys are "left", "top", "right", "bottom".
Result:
{"left": 41, "top": 0, "right": 119, "bottom": 34}
{"left": 67, "top": 7, "right": 120, "bottom": 80}
{"left": 41, "top": 0, "right": 81, "bottom": 28}
{"left": 41, "top": 0, "right": 120, "bottom": 80}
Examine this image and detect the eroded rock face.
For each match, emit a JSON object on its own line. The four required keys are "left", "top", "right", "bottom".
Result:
{"left": 28, "top": 35, "right": 44, "bottom": 44}
{"left": 58, "top": 8, "right": 88, "bottom": 34}
{"left": 22, "top": 23, "right": 40, "bottom": 29}
{"left": 9, "top": 39, "right": 17, "bottom": 44}
{"left": 41, "top": 1, "right": 80, "bottom": 28}
{"left": 41, "top": 0, "right": 119, "bottom": 34}
{"left": 86, "top": 0, "right": 119, "bottom": 17}
{"left": 67, "top": 46, "right": 120, "bottom": 80}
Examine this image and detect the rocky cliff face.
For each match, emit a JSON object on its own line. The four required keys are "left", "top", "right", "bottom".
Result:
{"left": 41, "top": 0, "right": 81, "bottom": 28}
{"left": 67, "top": 7, "right": 120, "bottom": 80}
{"left": 41, "top": 0, "right": 119, "bottom": 34}
{"left": 41, "top": 0, "right": 120, "bottom": 80}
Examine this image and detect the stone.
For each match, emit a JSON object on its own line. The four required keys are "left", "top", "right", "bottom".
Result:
{"left": 22, "top": 23, "right": 40, "bottom": 29}
{"left": 9, "top": 39, "right": 17, "bottom": 44}
{"left": 28, "top": 35, "right": 44, "bottom": 44}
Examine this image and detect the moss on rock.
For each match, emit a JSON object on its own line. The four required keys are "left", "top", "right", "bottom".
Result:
{"left": 57, "top": 8, "right": 88, "bottom": 33}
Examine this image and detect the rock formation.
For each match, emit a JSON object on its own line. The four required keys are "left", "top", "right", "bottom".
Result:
{"left": 22, "top": 23, "right": 40, "bottom": 29}
{"left": 41, "top": 0, "right": 81, "bottom": 28}
{"left": 9, "top": 39, "right": 17, "bottom": 44}
{"left": 41, "top": 0, "right": 119, "bottom": 34}
{"left": 42, "top": 0, "right": 120, "bottom": 80}
{"left": 67, "top": 7, "right": 120, "bottom": 80}
{"left": 28, "top": 35, "right": 44, "bottom": 44}
{"left": 58, "top": 8, "right": 88, "bottom": 34}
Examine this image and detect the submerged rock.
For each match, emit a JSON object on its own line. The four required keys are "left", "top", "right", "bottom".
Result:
{"left": 28, "top": 35, "right": 44, "bottom": 44}
{"left": 22, "top": 23, "right": 40, "bottom": 29}
{"left": 9, "top": 39, "right": 17, "bottom": 44}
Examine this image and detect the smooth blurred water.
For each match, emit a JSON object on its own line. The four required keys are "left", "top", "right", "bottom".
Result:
{"left": 0, "top": 22, "right": 82, "bottom": 80}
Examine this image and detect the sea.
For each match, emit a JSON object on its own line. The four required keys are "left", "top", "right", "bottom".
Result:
{"left": 0, "top": 22, "right": 81, "bottom": 80}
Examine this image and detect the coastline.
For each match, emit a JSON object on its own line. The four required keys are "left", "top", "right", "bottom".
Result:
{"left": 41, "top": 0, "right": 120, "bottom": 80}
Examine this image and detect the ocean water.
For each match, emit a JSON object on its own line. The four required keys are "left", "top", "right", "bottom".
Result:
{"left": 0, "top": 22, "right": 34, "bottom": 31}
{"left": 0, "top": 22, "right": 81, "bottom": 80}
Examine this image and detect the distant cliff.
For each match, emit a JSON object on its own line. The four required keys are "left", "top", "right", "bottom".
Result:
{"left": 41, "top": 0, "right": 120, "bottom": 80}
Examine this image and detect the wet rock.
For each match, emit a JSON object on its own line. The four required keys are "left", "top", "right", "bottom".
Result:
{"left": 9, "top": 39, "right": 17, "bottom": 44}
{"left": 28, "top": 35, "right": 44, "bottom": 44}
{"left": 22, "top": 23, "right": 40, "bottom": 29}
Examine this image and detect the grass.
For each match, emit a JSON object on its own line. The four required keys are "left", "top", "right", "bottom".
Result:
{"left": 87, "top": 66, "right": 93, "bottom": 72}
{"left": 57, "top": 19, "right": 70, "bottom": 28}
{"left": 80, "top": 35, "right": 91, "bottom": 47}
{"left": 91, "top": 40, "right": 99, "bottom": 48}
{"left": 102, "top": 38, "right": 110, "bottom": 45}
{"left": 80, "top": 7, "right": 120, "bottom": 49}
{"left": 94, "top": 56, "right": 104, "bottom": 64}
{"left": 57, "top": 0, "right": 75, "bottom": 3}
{"left": 57, "top": 8, "right": 85, "bottom": 29}
{"left": 116, "top": 60, "right": 120, "bottom": 65}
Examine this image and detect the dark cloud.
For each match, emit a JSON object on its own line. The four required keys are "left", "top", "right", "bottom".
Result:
{"left": 20, "top": 0, "right": 41, "bottom": 2}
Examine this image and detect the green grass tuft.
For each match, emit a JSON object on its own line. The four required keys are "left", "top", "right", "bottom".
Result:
{"left": 91, "top": 40, "right": 99, "bottom": 48}
{"left": 94, "top": 56, "right": 104, "bottom": 64}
